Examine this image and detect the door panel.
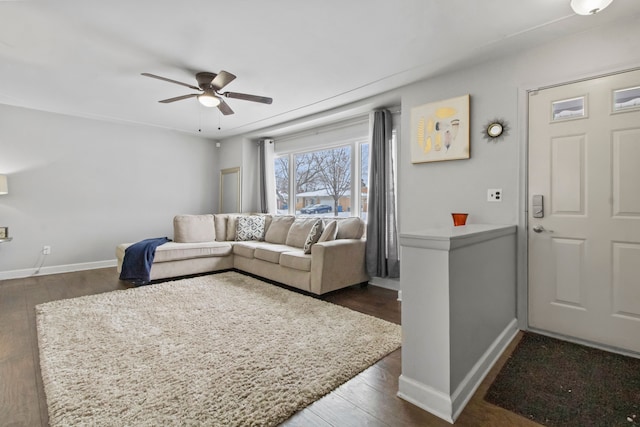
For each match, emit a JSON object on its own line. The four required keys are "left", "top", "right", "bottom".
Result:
{"left": 550, "top": 135, "right": 584, "bottom": 215}
{"left": 551, "top": 237, "right": 585, "bottom": 308}
{"left": 613, "top": 129, "right": 640, "bottom": 216}
{"left": 528, "top": 69, "right": 640, "bottom": 354}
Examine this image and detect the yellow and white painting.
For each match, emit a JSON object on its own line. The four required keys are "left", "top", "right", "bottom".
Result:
{"left": 410, "top": 94, "right": 470, "bottom": 163}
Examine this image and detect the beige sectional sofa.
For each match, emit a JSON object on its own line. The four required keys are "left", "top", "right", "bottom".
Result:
{"left": 116, "top": 213, "right": 369, "bottom": 295}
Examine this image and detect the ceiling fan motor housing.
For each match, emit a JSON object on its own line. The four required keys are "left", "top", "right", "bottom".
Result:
{"left": 196, "top": 72, "right": 217, "bottom": 90}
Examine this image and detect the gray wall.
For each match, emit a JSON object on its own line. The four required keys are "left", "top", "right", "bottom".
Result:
{"left": 398, "top": 14, "right": 640, "bottom": 233}
{"left": 217, "top": 135, "right": 259, "bottom": 213}
{"left": 399, "top": 61, "right": 518, "bottom": 231}
{"left": 0, "top": 105, "right": 218, "bottom": 277}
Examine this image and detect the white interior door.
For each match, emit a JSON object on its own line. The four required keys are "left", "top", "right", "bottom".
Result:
{"left": 528, "top": 69, "right": 640, "bottom": 354}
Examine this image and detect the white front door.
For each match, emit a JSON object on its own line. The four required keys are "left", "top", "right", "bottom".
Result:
{"left": 528, "top": 69, "right": 640, "bottom": 354}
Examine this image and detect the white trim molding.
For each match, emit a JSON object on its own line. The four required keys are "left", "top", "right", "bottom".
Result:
{"left": 0, "top": 259, "right": 117, "bottom": 281}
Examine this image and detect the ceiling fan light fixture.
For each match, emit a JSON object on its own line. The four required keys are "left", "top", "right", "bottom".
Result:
{"left": 197, "top": 93, "right": 221, "bottom": 107}
{"left": 570, "top": 0, "right": 613, "bottom": 15}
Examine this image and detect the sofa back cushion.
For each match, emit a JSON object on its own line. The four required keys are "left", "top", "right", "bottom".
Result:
{"left": 264, "top": 215, "right": 295, "bottom": 244}
{"left": 336, "top": 217, "right": 365, "bottom": 239}
{"left": 318, "top": 220, "right": 338, "bottom": 243}
{"left": 213, "top": 214, "right": 228, "bottom": 242}
{"left": 225, "top": 215, "right": 241, "bottom": 241}
{"left": 285, "top": 218, "right": 322, "bottom": 249}
{"left": 173, "top": 214, "right": 215, "bottom": 243}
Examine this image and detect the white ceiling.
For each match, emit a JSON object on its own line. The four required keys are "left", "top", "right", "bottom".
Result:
{"left": 1, "top": 0, "right": 639, "bottom": 140}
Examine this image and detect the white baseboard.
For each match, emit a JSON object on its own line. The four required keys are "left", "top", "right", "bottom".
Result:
{"left": 450, "top": 318, "right": 518, "bottom": 420}
{"left": 0, "top": 259, "right": 117, "bottom": 281}
{"left": 398, "top": 318, "right": 519, "bottom": 423}
{"left": 398, "top": 376, "right": 455, "bottom": 423}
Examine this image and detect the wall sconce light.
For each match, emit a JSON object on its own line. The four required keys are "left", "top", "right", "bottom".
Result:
{"left": 570, "top": 0, "right": 613, "bottom": 15}
{"left": 0, "top": 175, "right": 8, "bottom": 195}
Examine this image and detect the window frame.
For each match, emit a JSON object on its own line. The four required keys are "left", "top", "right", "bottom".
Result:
{"left": 274, "top": 138, "right": 370, "bottom": 218}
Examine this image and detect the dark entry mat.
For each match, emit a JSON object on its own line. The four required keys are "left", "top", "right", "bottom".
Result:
{"left": 485, "top": 332, "right": 640, "bottom": 426}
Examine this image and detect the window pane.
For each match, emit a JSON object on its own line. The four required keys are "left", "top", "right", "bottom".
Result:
{"left": 295, "top": 146, "right": 352, "bottom": 217}
{"left": 274, "top": 156, "right": 289, "bottom": 214}
{"left": 360, "top": 143, "right": 369, "bottom": 222}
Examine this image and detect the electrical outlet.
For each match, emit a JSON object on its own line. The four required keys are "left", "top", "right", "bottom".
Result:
{"left": 487, "top": 189, "right": 503, "bottom": 202}
{"left": 43, "top": 245, "right": 51, "bottom": 255}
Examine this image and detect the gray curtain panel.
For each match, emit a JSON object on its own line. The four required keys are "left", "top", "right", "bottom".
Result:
{"left": 366, "top": 109, "right": 400, "bottom": 278}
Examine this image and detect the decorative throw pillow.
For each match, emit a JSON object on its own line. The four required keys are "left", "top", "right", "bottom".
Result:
{"left": 317, "top": 220, "right": 338, "bottom": 243}
{"left": 303, "top": 219, "right": 324, "bottom": 254}
{"left": 235, "top": 215, "right": 266, "bottom": 241}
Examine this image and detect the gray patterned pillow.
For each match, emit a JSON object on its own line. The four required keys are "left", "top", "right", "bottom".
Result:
{"left": 303, "top": 219, "right": 324, "bottom": 254}
{"left": 235, "top": 215, "right": 266, "bottom": 241}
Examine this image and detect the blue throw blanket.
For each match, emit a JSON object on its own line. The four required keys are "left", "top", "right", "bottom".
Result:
{"left": 119, "top": 237, "right": 171, "bottom": 285}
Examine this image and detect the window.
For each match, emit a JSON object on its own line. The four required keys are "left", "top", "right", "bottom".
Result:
{"left": 360, "top": 143, "right": 369, "bottom": 222}
{"left": 270, "top": 112, "right": 399, "bottom": 219}
{"left": 274, "top": 156, "right": 289, "bottom": 214}
{"left": 274, "top": 142, "right": 369, "bottom": 218}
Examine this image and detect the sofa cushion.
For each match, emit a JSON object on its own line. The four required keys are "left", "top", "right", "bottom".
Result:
{"left": 152, "top": 241, "right": 232, "bottom": 262}
{"left": 232, "top": 241, "right": 271, "bottom": 259}
{"left": 173, "top": 214, "right": 215, "bottom": 243}
{"left": 226, "top": 215, "right": 241, "bottom": 241}
{"left": 280, "top": 250, "right": 312, "bottom": 272}
{"left": 254, "top": 244, "right": 293, "bottom": 264}
{"left": 264, "top": 215, "right": 295, "bottom": 244}
{"left": 263, "top": 214, "right": 273, "bottom": 236}
{"left": 285, "top": 218, "right": 321, "bottom": 249}
{"left": 235, "top": 215, "right": 266, "bottom": 241}
{"left": 336, "top": 217, "right": 365, "bottom": 239}
{"left": 303, "top": 219, "right": 323, "bottom": 254}
{"left": 214, "top": 214, "right": 228, "bottom": 242}
{"left": 318, "top": 220, "right": 338, "bottom": 242}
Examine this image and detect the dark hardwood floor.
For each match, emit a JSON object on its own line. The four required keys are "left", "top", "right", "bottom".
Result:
{"left": 0, "top": 268, "right": 541, "bottom": 426}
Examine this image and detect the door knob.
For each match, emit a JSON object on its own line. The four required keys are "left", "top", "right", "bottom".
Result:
{"left": 532, "top": 225, "right": 553, "bottom": 233}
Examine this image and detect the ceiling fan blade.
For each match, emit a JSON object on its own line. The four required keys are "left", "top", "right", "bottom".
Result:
{"left": 211, "top": 70, "right": 236, "bottom": 91}
{"left": 217, "top": 99, "right": 234, "bottom": 115}
{"left": 159, "top": 94, "right": 198, "bottom": 103}
{"left": 222, "top": 91, "right": 273, "bottom": 105}
{"left": 141, "top": 73, "right": 200, "bottom": 91}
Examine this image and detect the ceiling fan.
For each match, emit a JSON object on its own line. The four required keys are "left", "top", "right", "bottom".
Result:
{"left": 141, "top": 70, "right": 273, "bottom": 115}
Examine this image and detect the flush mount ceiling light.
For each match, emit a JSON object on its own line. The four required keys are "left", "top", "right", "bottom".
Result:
{"left": 197, "top": 92, "right": 221, "bottom": 108}
{"left": 570, "top": 0, "right": 613, "bottom": 15}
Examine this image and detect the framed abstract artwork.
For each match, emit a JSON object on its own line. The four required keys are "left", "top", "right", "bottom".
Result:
{"left": 410, "top": 94, "right": 470, "bottom": 163}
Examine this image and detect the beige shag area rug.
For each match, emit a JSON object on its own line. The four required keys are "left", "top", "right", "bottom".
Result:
{"left": 36, "top": 271, "right": 401, "bottom": 426}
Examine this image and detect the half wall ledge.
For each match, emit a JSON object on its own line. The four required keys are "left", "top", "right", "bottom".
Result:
{"left": 398, "top": 224, "right": 518, "bottom": 423}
